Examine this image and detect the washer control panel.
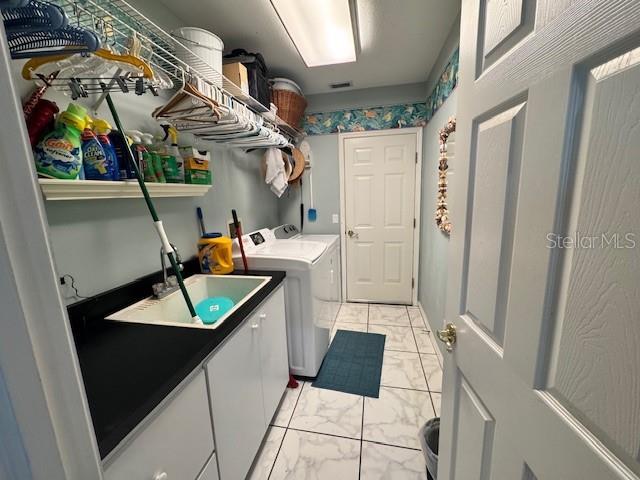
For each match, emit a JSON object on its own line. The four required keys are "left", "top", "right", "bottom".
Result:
{"left": 273, "top": 224, "right": 299, "bottom": 239}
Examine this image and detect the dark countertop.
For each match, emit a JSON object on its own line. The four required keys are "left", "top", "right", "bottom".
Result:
{"left": 67, "top": 260, "right": 286, "bottom": 459}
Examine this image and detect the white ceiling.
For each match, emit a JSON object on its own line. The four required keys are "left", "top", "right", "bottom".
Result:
{"left": 155, "top": 0, "right": 461, "bottom": 95}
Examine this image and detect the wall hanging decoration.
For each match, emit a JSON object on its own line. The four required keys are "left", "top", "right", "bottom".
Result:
{"left": 435, "top": 117, "right": 456, "bottom": 234}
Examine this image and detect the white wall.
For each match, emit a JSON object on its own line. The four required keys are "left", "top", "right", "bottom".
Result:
{"left": 417, "top": 15, "right": 460, "bottom": 330}
{"left": 45, "top": 143, "right": 279, "bottom": 300}
{"left": 305, "top": 82, "right": 428, "bottom": 112}
{"left": 418, "top": 91, "right": 457, "bottom": 330}
{"left": 424, "top": 15, "right": 460, "bottom": 95}
{"left": 276, "top": 134, "right": 340, "bottom": 234}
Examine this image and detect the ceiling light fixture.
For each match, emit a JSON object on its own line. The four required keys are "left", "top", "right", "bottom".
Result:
{"left": 271, "top": 0, "right": 359, "bottom": 67}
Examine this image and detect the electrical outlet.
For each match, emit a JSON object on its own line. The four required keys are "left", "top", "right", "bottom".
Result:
{"left": 332, "top": 214, "right": 339, "bottom": 224}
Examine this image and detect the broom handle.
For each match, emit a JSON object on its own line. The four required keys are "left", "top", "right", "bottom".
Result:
{"left": 105, "top": 94, "right": 198, "bottom": 321}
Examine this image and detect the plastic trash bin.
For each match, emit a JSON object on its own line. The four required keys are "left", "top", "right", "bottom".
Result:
{"left": 419, "top": 417, "right": 440, "bottom": 480}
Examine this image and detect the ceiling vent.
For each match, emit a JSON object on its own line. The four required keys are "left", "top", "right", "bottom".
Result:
{"left": 330, "top": 81, "right": 353, "bottom": 89}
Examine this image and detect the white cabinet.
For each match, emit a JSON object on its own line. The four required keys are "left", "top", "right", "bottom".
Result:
{"left": 206, "top": 285, "right": 288, "bottom": 480}
{"left": 206, "top": 314, "right": 265, "bottom": 480}
{"left": 104, "top": 371, "right": 214, "bottom": 480}
{"left": 257, "top": 286, "right": 289, "bottom": 429}
{"left": 102, "top": 285, "right": 288, "bottom": 480}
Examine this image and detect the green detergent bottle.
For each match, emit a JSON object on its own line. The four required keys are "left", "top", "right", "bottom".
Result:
{"left": 34, "top": 103, "right": 86, "bottom": 179}
{"left": 160, "top": 125, "right": 185, "bottom": 183}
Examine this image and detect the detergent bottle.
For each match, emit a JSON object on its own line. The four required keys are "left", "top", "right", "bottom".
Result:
{"left": 140, "top": 133, "right": 163, "bottom": 183}
{"left": 34, "top": 103, "right": 86, "bottom": 179}
{"left": 109, "top": 129, "right": 134, "bottom": 180}
{"left": 82, "top": 116, "right": 112, "bottom": 180}
{"left": 160, "top": 125, "right": 185, "bottom": 183}
{"left": 93, "top": 119, "right": 120, "bottom": 180}
{"left": 126, "top": 130, "right": 162, "bottom": 182}
{"left": 198, "top": 236, "right": 234, "bottom": 275}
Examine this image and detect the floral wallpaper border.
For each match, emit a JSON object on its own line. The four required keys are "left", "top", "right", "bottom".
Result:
{"left": 302, "top": 47, "right": 459, "bottom": 135}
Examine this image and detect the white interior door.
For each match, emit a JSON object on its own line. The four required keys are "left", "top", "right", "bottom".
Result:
{"left": 438, "top": 1, "right": 640, "bottom": 479}
{"left": 342, "top": 131, "right": 417, "bottom": 304}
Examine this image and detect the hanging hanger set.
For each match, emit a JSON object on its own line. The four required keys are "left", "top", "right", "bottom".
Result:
{"left": 153, "top": 69, "right": 290, "bottom": 149}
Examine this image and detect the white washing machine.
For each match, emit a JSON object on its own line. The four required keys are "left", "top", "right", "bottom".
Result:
{"left": 232, "top": 224, "right": 341, "bottom": 377}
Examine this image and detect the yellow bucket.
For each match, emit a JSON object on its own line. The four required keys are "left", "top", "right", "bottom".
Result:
{"left": 197, "top": 236, "right": 234, "bottom": 275}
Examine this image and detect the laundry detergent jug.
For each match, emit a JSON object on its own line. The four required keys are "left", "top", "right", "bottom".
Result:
{"left": 34, "top": 103, "right": 86, "bottom": 179}
{"left": 198, "top": 236, "right": 234, "bottom": 275}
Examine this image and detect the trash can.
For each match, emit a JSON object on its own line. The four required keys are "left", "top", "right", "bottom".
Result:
{"left": 419, "top": 417, "right": 440, "bottom": 480}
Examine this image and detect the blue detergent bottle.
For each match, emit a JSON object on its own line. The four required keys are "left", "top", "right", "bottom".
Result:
{"left": 81, "top": 116, "right": 112, "bottom": 180}
{"left": 93, "top": 119, "right": 120, "bottom": 180}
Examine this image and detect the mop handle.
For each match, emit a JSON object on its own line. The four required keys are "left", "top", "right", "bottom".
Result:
{"left": 232, "top": 209, "right": 248, "bottom": 273}
{"left": 105, "top": 94, "right": 199, "bottom": 321}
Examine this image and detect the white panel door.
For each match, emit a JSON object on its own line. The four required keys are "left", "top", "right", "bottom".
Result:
{"left": 343, "top": 131, "right": 417, "bottom": 304}
{"left": 439, "top": 1, "right": 640, "bottom": 479}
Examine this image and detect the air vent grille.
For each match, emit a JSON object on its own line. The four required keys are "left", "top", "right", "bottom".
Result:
{"left": 330, "top": 81, "right": 353, "bottom": 89}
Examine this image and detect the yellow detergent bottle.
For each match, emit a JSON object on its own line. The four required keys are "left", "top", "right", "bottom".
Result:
{"left": 198, "top": 236, "right": 234, "bottom": 275}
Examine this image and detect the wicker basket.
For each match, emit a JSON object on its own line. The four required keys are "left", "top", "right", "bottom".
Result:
{"left": 271, "top": 89, "right": 307, "bottom": 128}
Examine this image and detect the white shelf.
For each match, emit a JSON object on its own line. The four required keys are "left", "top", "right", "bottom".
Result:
{"left": 39, "top": 179, "right": 211, "bottom": 201}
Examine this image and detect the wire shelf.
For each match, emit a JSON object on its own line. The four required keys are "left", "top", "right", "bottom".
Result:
{"left": 29, "top": 0, "right": 302, "bottom": 143}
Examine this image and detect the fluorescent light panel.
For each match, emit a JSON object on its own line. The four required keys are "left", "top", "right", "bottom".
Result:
{"left": 271, "top": 0, "right": 357, "bottom": 67}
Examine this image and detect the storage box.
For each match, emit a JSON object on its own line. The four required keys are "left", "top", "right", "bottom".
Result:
{"left": 222, "top": 62, "right": 249, "bottom": 95}
{"left": 184, "top": 157, "right": 210, "bottom": 171}
{"left": 179, "top": 147, "right": 210, "bottom": 162}
{"left": 185, "top": 169, "right": 212, "bottom": 185}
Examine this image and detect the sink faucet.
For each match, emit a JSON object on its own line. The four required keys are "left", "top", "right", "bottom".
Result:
{"left": 152, "top": 243, "right": 184, "bottom": 299}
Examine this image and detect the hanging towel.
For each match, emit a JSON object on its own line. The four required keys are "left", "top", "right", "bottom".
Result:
{"left": 264, "top": 147, "right": 288, "bottom": 197}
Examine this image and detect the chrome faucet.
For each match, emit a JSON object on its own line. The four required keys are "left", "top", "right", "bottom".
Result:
{"left": 152, "top": 243, "right": 184, "bottom": 299}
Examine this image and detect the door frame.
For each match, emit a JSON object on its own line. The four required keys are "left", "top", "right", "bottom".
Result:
{"left": 338, "top": 127, "right": 423, "bottom": 305}
{"left": 0, "top": 26, "right": 102, "bottom": 479}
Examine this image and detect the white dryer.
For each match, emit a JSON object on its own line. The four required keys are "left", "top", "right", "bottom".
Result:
{"left": 232, "top": 225, "right": 341, "bottom": 377}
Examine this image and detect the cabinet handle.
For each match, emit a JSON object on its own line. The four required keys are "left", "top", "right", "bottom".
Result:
{"left": 252, "top": 323, "right": 259, "bottom": 329}
{"left": 153, "top": 473, "right": 168, "bottom": 480}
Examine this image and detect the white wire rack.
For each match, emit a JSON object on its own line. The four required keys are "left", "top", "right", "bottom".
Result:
{"left": 39, "top": 0, "right": 303, "bottom": 143}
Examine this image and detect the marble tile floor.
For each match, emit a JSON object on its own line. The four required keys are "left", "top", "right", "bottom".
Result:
{"left": 247, "top": 303, "right": 443, "bottom": 480}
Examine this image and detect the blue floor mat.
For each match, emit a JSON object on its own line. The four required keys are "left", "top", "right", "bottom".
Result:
{"left": 312, "top": 330, "right": 386, "bottom": 398}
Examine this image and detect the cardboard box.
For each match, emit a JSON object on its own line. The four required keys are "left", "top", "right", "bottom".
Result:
{"left": 223, "top": 62, "right": 249, "bottom": 95}
{"left": 184, "top": 157, "right": 210, "bottom": 171}
{"left": 185, "top": 169, "right": 212, "bottom": 185}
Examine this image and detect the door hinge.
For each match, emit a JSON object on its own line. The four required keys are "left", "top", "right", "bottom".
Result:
{"left": 415, "top": 152, "right": 418, "bottom": 164}
{"left": 412, "top": 278, "right": 415, "bottom": 289}
{"left": 413, "top": 218, "right": 416, "bottom": 228}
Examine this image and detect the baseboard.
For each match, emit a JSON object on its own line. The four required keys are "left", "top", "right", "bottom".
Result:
{"left": 417, "top": 301, "right": 445, "bottom": 359}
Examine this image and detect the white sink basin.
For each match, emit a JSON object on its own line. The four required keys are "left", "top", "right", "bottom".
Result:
{"left": 107, "top": 274, "right": 272, "bottom": 329}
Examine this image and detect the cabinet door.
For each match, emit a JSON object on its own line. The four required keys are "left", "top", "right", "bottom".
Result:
{"left": 104, "top": 372, "right": 214, "bottom": 480}
{"left": 257, "top": 286, "right": 289, "bottom": 428}
{"left": 206, "top": 320, "right": 265, "bottom": 480}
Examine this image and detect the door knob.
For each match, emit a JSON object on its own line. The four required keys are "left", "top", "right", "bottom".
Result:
{"left": 347, "top": 229, "right": 359, "bottom": 238}
{"left": 437, "top": 323, "right": 457, "bottom": 352}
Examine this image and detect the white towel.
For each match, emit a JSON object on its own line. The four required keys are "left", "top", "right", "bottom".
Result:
{"left": 264, "top": 148, "right": 288, "bottom": 197}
